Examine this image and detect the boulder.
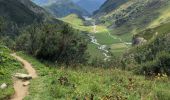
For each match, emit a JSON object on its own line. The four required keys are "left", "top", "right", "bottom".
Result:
{"left": 0, "top": 83, "right": 7, "bottom": 89}
{"left": 14, "top": 73, "right": 32, "bottom": 80}
{"left": 23, "top": 81, "right": 30, "bottom": 86}
{"left": 132, "top": 37, "right": 147, "bottom": 46}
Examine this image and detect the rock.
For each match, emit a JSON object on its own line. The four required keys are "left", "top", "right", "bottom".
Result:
{"left": 23, "top": 81, "right": 30, "bottom": 86}
{"left": 0, "top": 83, "right": 7, "bottom": 89}
{"left": 14, "top": 73, "right": 32, "bottom": 80}
{"left": 132, "top": 37, "right": 147, "bottom": 46}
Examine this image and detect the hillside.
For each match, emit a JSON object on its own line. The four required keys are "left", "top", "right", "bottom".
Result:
{"left": 94, "top": 0, "right": 128, "bottom": 15}
{"left": 15, "top": 52, "right": 170, "bottom": 100}
{"left": 124, "top": 21, "right": 170, "bottom": 76}
{"left": 0, "top": 0, "right": 65, "bottom": 37}
{"left": 0, "top": 44, "right": 22, "bottom": 100}
{"left": 0, "top": 0, "right": 49, "bottom": 25}
{"left": 1, "top": 0, "right": 170, "bottom": 100}
{"left": 33, "top": 0, "right": 89, "bottom": 17}
{"left": 94, "top": 0, "right": 170, "bottom": 37}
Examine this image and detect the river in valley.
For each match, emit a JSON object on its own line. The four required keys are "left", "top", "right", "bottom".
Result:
{"left": 84, "top": 16, "right": 131, "bottom": 61}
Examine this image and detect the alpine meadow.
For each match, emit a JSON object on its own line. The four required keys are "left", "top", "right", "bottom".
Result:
{"left": 0, "top": 0, "right": 170, "bottom": 100}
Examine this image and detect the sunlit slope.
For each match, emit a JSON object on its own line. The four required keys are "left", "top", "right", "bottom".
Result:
{"left": 95, "top": 0, "right": 170, "bottom": 37}
{"left": 61, "top": 14, "right": 131, "bottom": 58}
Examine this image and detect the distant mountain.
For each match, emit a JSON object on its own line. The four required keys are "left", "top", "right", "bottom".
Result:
{"left": 32, "top": 0, "right": 89, "bottom": 17}
{"left": 74, "top": 0, "right": 106, "bottom": 14}
{"left": 0, "top": 0, "right": 51, "bottom": 25}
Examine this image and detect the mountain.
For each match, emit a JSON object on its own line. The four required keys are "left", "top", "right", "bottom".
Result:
{"left": 74, "top": 0, "right": 106, "bottom": 14}
{"left": 32, "top": 0, "right": 89, "bottom": 17}
{"left": 94, "top": 0, "right": 128, "bottom": 15}
{"left": 0, "top": 0, "right": 52, "bottom": 25}
{"left": 94, "top": 0, "right": 170, "bottom": 36}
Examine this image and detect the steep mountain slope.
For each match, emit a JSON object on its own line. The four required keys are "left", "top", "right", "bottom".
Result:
{"left": 94, "top": 0, "right": 170, "bottom": 36}
{"left": 94, "top": 0, "right": 128, "bottom": 15}
{"left": 74, "top": 0, "right": 106, "bottom": 14}
{"left": 32, "top": 0, "right": 89, "bottom": 17}
{"left": 0, "top": 0, "right": 50, "bottom": 25}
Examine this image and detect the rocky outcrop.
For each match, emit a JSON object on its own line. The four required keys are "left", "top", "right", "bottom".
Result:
{"left": 132, "top": 37, "right": 147, "bottom": 46}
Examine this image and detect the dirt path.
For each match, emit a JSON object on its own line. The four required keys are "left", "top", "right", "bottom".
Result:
{"left": 10, "top": 53, "right": 37, "bottom": 100}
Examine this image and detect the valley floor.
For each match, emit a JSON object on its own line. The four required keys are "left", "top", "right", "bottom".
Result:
{"left": 61, "top": 14, "right": 132, "bottom": 60}
{"left": 16, "top": 52, "right": 170, "bottom": 100}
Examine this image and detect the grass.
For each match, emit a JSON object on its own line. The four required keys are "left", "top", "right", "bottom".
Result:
{"left": 17, "top": 52, "right": 170, "bottom": 100}
{"left": 137, "top": 22, "right": 170, "bottom": 40}
{"left": 61, "top": 14, "right": 131, "bottom": 58}
{"left": 149, "top": 4, "right": 170, "bottom": 28}
{"left": 60, "top": 14, "right": 91, "bottom": 32}
{"left": 87, "top": 44, "right": 104, "bottom": 60}
{"left": 109, "top": 43, "right": 128, "bottom": 56}
{"left": 0, "top": 45, "right": 22, "bottom": 100}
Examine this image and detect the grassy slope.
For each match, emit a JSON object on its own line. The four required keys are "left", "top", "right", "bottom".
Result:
{"left": 96, "top": 0, "right": 170, "bottom": 43}
{"left": 136, "top": 22, "right": 170, "bottom": 40}
{"left": 0, "top": 45, "right": 22, "bottom": 99}
{"left": 0, "top": 0, "right": 43, "bottom": 25}
{"left": 61, "top": 14, "right": 130, "bottom": 58}
{"left": 18, "top": 52, "right": 170, "bottom": 100}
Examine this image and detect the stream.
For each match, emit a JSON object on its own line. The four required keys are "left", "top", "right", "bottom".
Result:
{"left": 84, "top": 16, "right": 111, "bottom": 61}
{"left": 84, "top": 16, "right": 131, "bottom": 61}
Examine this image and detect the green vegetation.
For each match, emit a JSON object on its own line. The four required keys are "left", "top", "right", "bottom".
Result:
{"left": 44, "top": 0, "right": 89, "bottom": 17}
{"left": 0, "top": 45, "right": 22, "bottom": 100}
{"left": 17, "top": 52, "right": 170, "bottom": 100}
{"left": 1, "top": 0, "right": 170, "bottom": 100}
{"left": 87, "top": 44, "right": 104, "bottom": 60}
{"left": 95, "top": 0, "right": 170, "bottom": 40}
{"left": 0, "top": 0, "right": 44, "bottom": 25}
{"left": 61, "top": 14, "right": 131, "bottom": 58}
{"left": 124, "top": 22, "right": 170, "bottom": 75}
{"left": 61, "top": 14, "right": 91, "bottom": 32}
{"left": 15, "top": 23, "right": 89, "bottom": 65}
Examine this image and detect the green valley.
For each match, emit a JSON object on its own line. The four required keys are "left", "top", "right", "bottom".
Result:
{"left": 61, "top": 14, "right": 131, "bottom": 59}
{"left": 0, "top": 0, "right": 170, "bottom": 100}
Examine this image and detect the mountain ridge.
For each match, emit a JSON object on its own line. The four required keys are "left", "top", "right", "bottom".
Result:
{"left": 94, "top": 0, "right": 170, "bottom": 36}
{"left": 32, "top": 0, "right": 90, "bottom": 17}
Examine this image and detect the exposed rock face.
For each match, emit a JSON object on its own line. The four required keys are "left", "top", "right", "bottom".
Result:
{"left": 14, "top": 73, "right": 32, "bottom": 80}
{"left": 132, "top": 37, "right": 147, "bottom": 46}
{"left": 0, "top": 83, "right": 7, "bottom": 89}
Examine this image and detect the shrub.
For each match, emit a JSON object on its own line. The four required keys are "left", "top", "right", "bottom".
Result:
{"left": 139, "top": 51, "right": 170, "bottom": 75}
{"left": 16, "top": 23, "right": 89, "bottom": 65}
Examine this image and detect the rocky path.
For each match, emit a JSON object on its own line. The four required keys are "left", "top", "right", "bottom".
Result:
{"left": 10, "top": 53, "right": 37, "bottom": 100}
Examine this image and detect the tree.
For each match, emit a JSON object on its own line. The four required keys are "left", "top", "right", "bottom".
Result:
{"left": 0, "top": 17, "right": 6, "bottom": 34}
{"left": 16, "top": 23, "right": 89, "bottom": 65}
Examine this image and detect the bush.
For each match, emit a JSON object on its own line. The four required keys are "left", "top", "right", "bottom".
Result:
{"left": 124, "top": 31, "right": 170, "bottom": 76}
{"left": 139, "top": 51, "right": 170, "bottom": 75}
{"left": 16, "top": 23, "right": 89, "bottom": 65}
